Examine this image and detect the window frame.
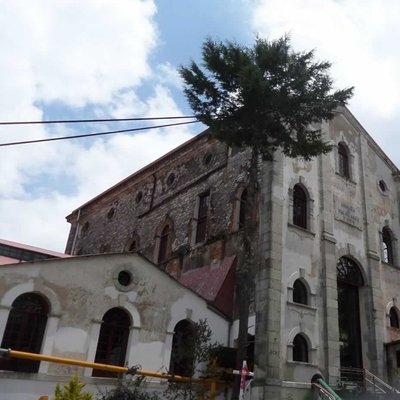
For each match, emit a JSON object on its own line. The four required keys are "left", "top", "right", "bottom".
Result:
{"left": 338, "top": 142, "right": 350, "bottom": 178}
{"left": 92, "top": 308, "right": 130, "bottom": 377}
{"left": 195, "top": 191, "right": 210, "bottom": 243}
{"left": 293, "top": 184, "right": 308, "bottom": 229}
{"left": 0, "top": 293, "right": 49, "bottom": 373}
{"left": 382, "top": 227, "right": 394, "bottom": 265}
{"left": 292, "top": 334, "right": 309, "bottom": 363}
{"left": 293, "top": 279, "right": 308, "bottom": 305}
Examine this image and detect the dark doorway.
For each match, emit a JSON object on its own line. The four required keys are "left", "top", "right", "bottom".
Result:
{"left": 337, "top": 257, "right": 364, "bottom": 368}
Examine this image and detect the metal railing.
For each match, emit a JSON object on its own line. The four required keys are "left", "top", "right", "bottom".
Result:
{"left": 312, "top": 377, "right": 342, "bottom": 400}
{"left": 340, "top": 367, "right": 400, "bottom": 395}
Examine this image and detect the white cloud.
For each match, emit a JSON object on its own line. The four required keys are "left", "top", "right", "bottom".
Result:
{"left": 0, "top": 1, "right": 198, "bottom": 252}
{"left": 251, "top": 0, "right": 400, "bottom": 118}
{"left": 250, "top": 0, "right": 400, "bottom": 165}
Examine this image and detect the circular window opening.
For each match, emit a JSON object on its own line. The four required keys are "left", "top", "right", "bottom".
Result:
{"left": 107, "top": 208, "right": 115, "bottom": 220}
{"left": 203, "top": 153, "right": 212, "bottom": 166}
{"left": 118, "top": 270, "right": 132, "bottom": 287}
{"left": 135, "top": 191, "right": 143, "bottom": 204}
{"left": 379, "top": 180, "right": 387, "bottom": 192}
{"left": 167, "top": 173, "right": 175, "bottom": 186}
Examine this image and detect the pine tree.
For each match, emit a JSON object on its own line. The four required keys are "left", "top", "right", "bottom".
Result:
{"left": 180, "top": 35, "right": 353, "bottom": 399}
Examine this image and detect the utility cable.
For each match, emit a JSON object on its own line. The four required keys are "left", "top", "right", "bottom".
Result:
{"left": 0, "top": 115, "right": 196, "bottom": 126}
{"left": 0, "top": 120, "right": 200, "bottom": 147}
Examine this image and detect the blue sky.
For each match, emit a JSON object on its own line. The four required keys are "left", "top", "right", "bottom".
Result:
{"left": 1, "top": 0, "right": 400, "bottom": 252}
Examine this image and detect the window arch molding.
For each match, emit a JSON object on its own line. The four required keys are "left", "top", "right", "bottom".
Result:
{"left": 287, "top": 327, "right": 316, "bottom": 364}
{"left": 169, "top": 319, "right": 196, "bottom": 376}
{"left": 288, "top": 177, "right": 315, "bottom": 233}
{"left": 153, "top": 216, "right": 175, "bottom": 264}
{"left": 0, "top": 292, "right": 50, "bottom": 372}
{"left": 381, "top": 226, "right": 396, "bottom": 265}
{"left": 287, "top": 270, "right": 316, "bottom": 307}
{"left": 124, "top": 232, "right": 141, "bottom": 253}
{"left": 92, "top": 307, "right": 131, "bottom": 377}
{"left": 386, "top": 300, "right": 400, "bottom": 328}
{"left": 336, "top": 247, "right": 368, "bottom": 286}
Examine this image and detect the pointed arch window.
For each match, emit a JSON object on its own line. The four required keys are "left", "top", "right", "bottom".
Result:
{"left": 293, "top": 334, "right": 308, "bottom": 363}
{"left": 293, "top": 279, "right": 308, "bottom": 305}
{"left": 92, "top": 308, "right": 130, "bottom": 377}
{"left": 293, "top": 184, "right": 307, "bottom": 229}
{"left": 338, "top": 142, "right": 350, "bottom": 178}
{"left": 0, "top": 293, "right": 49, "bottom": 372}
{"left": 239, "top": 189, "right": 248, "bottom": 229}
{"left": 158, "top": 225, "right": 170, "bottom": 263}
{"left": 382, "top": 227, "right": 394, "bottom": 264}
{"left": 390, "top": 307, "right": 400, "bottom": 328}
{"left": 169, "top": 320, "right": 196, "bottom": 376}
{"left": 196, "top": 191, "right": 210, "bottom": 243}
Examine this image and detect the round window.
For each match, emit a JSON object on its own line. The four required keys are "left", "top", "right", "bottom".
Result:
{"left": 118, "top": 270, "right": 132, "bottom": 287}
{"left": 379, "top": 180, "right": 387, "bottom": 192}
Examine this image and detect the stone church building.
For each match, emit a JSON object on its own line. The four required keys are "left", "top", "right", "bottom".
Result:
{"left": 63, "top": 106, "right": 400, "bottom": 397}
{"left": 2, "top": 105, "right": 400, "bottom": 399}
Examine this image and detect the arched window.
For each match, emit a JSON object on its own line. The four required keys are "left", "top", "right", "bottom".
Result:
{"left": 92, "top": 308, "right": 130, "bottom": 377}
{"left": 390, "top": 307, "right": 400, "bottom": 328}
{"left": 338, "top": 142, "right": 350, "bottom": 178}
{"left": 293, "top": 184, "right": 307, "bottom": 229}
{"left": 169, "top": 320, "right": 195, "bottom": 376}
{"left": 293, "top": 279, "right": 308, "bottom": 305}
{"left": 158, "top": 225, "right": 170, "bottom": 263}
{"left": 0, "top": 293, "right": 49, "bottom": 372}
{"left": 293, "top": 334, "right": 308, "bottom": 362}
{"left": 382, "top": 227, "right": 394, "bottom": 264}
{"left": 239, "top": 189, "right": 248, "bottom": 229}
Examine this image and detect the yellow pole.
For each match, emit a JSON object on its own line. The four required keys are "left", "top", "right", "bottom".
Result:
{"left": 3, "top": 348, "right": 192, "bottom": 382}
{"left": 210, "top": 379, "right": 217, "bottom": 400}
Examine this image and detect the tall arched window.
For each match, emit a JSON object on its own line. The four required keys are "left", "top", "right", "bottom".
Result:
{"left": 293, "top": 334, "right": 308, "bottom": 362}
{"left": 92, "top": 308, "right": 130, "bottom": 377}
{"left": 0, "top": 293, "right": 49, "bottom": 372}
{"left": 169, "top": 320, "right": 196, "bottom": 377}
{"left": 338, "top": 142, "right": 350, "bottom": 178}
{"left": 239, "top": 189, "right": 248, "bottom": 229}
{"left": 293, "top": 184, "right": 307, "bottom": 229}
{"left": 158, "top": 225, "right": 170, "bottom": 263}
{"left": 390, "top": 307, "right": 400, "bottom": 328}
{"left": 293, "top": 279, "right": 308, "bottom": 305}
{"left": 382, "top": 227, "right": 394, "bottom": 264}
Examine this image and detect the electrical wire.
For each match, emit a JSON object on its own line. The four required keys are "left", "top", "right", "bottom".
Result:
{"left": 0, "top": 120, "right": 200, "bottom": 147}
{"left": 0, "top": 115, "right": 196, "bottom": 126}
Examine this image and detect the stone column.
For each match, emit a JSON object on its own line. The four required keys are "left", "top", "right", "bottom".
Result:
{"left": 253, "top": 152, "right": 285, "bottom": 399}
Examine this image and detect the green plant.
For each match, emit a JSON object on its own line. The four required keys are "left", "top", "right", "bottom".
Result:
{"left": 54, "top": 375, "right": 93, "bottom": 400}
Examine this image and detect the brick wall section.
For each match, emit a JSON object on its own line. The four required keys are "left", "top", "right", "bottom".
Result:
{"left": 65, "top": 132, "right": 254, "bottom": 282}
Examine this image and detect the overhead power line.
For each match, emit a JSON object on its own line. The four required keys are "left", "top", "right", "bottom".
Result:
{"left": 0, "top": 120, "right": 200, "bottom": 148}
{"left": 0, "top": 115, "right": 196, "bottom": 126}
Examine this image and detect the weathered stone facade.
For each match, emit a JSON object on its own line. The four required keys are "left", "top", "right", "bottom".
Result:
{"left": 64, "top": 106, "right": 400, "bottom": 398}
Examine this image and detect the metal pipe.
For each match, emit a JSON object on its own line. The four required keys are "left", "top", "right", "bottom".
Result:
{"left": 1, "top": 348, "right": 190, "bottom": 382}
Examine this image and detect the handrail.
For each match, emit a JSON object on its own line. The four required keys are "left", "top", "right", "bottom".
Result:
{"left": 312, "top": 382, "right": 337, "bottom": 400}
{"left": 364, "top": 369, "right": 400, "bottom": 394}
{"left": 312, "top": 377, "right": 342, "bottom": 400}
{"left": 339, "top": 367, "right": 400, "bottom": 395}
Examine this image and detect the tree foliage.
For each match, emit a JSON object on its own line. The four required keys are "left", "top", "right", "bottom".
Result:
{"left": 54, "top": 375, "right": 93, "bottom": 400}
{"left": 180, "top": 35, "right": 354, "bottom": 160}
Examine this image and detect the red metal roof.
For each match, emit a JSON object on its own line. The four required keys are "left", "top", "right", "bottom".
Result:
{"left": 179, "top": 256, "right": 236, "bottom": 317}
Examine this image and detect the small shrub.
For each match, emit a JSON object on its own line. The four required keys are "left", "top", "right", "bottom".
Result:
{"left": 54, "top": 375, "right": 93, "bottom": 400}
